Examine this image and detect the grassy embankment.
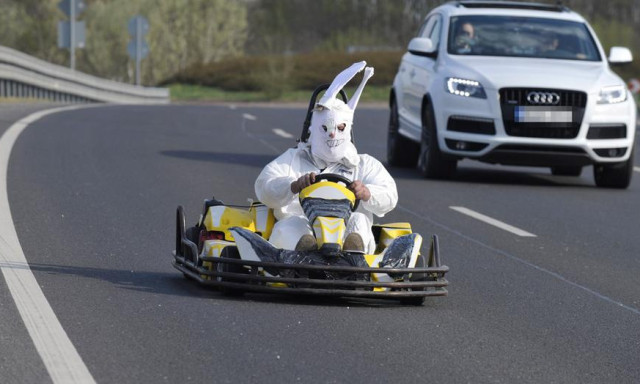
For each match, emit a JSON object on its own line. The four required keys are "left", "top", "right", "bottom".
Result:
{"left": 163, "top": 51, "right": 401, "bottom": 104}
{"left": 167, "top": 52, "right": 640, "bottom": 106}
{"left": 169, "top": 83, "right": 640, "bottom": 106}
{"left": 168, "top": 83, "right": 391, "bottom": 103}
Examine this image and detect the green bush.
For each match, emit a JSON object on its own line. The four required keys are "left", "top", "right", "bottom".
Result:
{"left": 162, "top": 51, "right": 403, "bottom": 92}
{"left": 168, "top": 57, "right": 266, "bottom": 91}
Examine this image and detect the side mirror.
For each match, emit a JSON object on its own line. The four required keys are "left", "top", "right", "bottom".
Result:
{"left": 408, "top": 37, "right": 437, "bottom": 58}
{"left": 608, "top": 47, "right": 633, "bottom": 64}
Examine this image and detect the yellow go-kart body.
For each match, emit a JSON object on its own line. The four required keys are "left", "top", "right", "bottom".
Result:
{"left": 173, "top": 178, "right": 448, "bottom": 304}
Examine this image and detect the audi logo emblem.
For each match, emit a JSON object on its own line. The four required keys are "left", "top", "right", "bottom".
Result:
{"left": 526, "top": 91, "right": 561, "bottom": 105}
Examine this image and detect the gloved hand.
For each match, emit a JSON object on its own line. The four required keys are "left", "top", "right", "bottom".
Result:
{"left": 348, "top": 180, "right": 371, "bottom": 201}
{"left": 290, "top": 172, "right": 316, "bottom": 194}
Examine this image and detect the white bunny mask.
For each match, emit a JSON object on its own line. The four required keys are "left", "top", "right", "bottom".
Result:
{"left": 309, "top": 61, "right": 374, "bottom": 167}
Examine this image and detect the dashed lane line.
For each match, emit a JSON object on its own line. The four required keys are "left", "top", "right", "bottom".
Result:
{"left": 396, "top": 204, "right": 640, "bottom": 316}
{"left": 634, "top": 166, "right": 640, "bottom": 173}
{"left": 239, "top": 112, "right": 280, "bottom": 154}
{"left": 272, "top": 128, "right": 294, "bottom": 139}
{"left": 0, "top": 106, "right": 97, "bottom": 384}
{"left": 450, "top": 206, "right": 537, "bottom": 237}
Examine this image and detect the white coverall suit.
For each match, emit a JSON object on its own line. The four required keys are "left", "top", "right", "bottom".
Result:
{"left": 254, "top": 146, "right": 398, "bottom": 254}
{"left": 254, "top": 61, "right": 397, "bottom": 254}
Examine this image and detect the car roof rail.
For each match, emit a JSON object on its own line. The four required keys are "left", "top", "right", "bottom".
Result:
{"left": 453, "top": 1, "right": 570, "bottom": 13}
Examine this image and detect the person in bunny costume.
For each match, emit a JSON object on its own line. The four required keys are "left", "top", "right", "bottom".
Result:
{"left": 255, "top": 61, "right": 398, "bottom": 253}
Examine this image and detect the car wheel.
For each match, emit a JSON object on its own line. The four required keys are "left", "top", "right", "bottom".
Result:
{"left": 551, "top": 166, "right": 583, "bottom": 176}
{"left": 387, "top": 99, "right": 419, "bottom": 167}
{"left": 593, "top": 147, "right": 634, "bottom": 189}
{"left": 419, "top": 103, "right": 457, "bottom": 179}
{"left": 217, "top": 246, "right": 245, "bottom": 296}
{"left": 400, "top": 253, "right": 427, "bottom": 306}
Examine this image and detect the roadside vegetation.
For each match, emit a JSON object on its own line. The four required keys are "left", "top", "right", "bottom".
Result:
{"left": 0, "top": 0, "right": 638, "bottom": 103}
{"left": 168, "top": 84, "right": 391, "bottom": 104}
{"left": 162, "top": 50, "right": 401, "bottom": 102}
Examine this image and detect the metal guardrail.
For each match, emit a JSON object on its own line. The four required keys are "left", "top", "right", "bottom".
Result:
{"left": 0, "top": 45, "right": 169, "bottom": 104}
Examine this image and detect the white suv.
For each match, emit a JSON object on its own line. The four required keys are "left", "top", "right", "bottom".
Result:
{"left": 388, "top": 1, "right": 637, "bottom": 188}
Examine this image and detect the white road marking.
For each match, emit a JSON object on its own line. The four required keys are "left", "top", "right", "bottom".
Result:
{"left": 397, "top": 204, "right": 640, "bottom": 316}
{"left": 450, "top": 206, "right": 537, "bottom": 237}
{"left": 272, "top": 128, "right": 293, "bottom": 139}
{"left": 240, "top": 112, "right": 280, "bottom": 154}
{"left": 634, "top": 166, "right": 640, "bottom": 173}
{"left": 0, "top": 106, "right": 96, "bottom": 383}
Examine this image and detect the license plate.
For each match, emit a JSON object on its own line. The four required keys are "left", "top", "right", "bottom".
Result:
{"left": 515, "top": 106, "right": 572, "bottom": 123}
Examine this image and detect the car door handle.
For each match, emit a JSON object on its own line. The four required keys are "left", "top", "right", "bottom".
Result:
{"left": 410, "top": 69, "right": 416, "bottom": 78}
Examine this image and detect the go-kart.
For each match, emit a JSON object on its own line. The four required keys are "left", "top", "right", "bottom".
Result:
{"left": 172, "top": 85, "right": 449, "bottom": 305}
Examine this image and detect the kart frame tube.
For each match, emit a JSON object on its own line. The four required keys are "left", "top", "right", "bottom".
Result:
{"left": 172, "top": 255, "right": 449, "bottom": 299}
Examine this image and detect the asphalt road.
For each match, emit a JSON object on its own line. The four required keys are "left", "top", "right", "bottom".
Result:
{"left": 1, "top": 103, "right": 639, "bottom": 383}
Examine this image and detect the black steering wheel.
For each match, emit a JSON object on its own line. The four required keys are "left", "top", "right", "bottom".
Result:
{"left": 313, "top": 173, "right": 359, "bottom": 211}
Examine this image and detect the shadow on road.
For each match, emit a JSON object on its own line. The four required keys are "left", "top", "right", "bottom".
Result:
{"left": 19, "top": 262, "right": 218, "bottom": 298}
{"left": 16, "top": 262, "right": 442, "bottom": 307}
{"left": 15, "top": 263, "right": 443, "bottom": 309}
{"left": 388, "top": 165, "right": 594, "bottom": 188}
{"left": 233, "top": 292, "right": 446, "bottom": 309}
{"left": 161, "top": 150, "right": 277, "bottom": 168}
{"left": 163, "top": 149, "right": 595, "bottom": 188}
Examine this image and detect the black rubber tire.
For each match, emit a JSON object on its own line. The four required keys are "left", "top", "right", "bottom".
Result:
{"left": 400, "top": 254, "right": 427, "bottom": 306}
{"left": 186, "top": 226, "right": 200, "bottom": 246}
{"left": 593, "top": 147, "right": 634, "bottom": 189}
{"left": 176, "top": 206, "right": 185, "bottom": 259}
{"left": 418, "top": 103, "right": 457, "bottom": 179}
{"left": 551, "top": 166, "right": 583, "bottom": 176}
{"left": 176, "top": 206, "right": 196, "bottom": 280}
{"left": 387, "top": 99, "right": 419, "bottom": 167}
{"left": 217, "top": 246, "right": 245, "bottom": 296}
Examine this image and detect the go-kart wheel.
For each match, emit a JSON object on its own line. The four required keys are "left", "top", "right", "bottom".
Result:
{"left": 400, "top": 254, "right": 427, "bottom": 306}
{"left": 176, "top": 206, "right": 186, "bottom": 259}
{"left": 313, "top": 173, "right": 360, "bottom": 211}
{"left": 217, "top": 246, "right": 245, "bottom": 296}
{"left": 176, "top": 206, "right": 193, "bottom": 280}
{"left": 186, "top": 226, "right": 200, "bottom": 249}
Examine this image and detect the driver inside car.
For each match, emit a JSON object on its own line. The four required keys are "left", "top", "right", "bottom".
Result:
{"left": 254, "top": 61, "right": 398, "bottom": 254}
{"left": 454, "top": 21, "right": 477, "bottom": 53}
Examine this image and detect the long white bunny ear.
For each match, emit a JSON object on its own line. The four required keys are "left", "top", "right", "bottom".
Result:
{"left": 347, "top": 66, "right": 374, "bottom": 111}
{"left": 317, "top": 61, "right": 367, "bottom": 107}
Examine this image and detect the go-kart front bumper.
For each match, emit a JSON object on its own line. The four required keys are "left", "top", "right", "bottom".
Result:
{"left": 172, "top": 237, "right": 449, "bottom": 303}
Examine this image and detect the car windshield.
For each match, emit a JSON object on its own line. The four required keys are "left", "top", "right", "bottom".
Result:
{"left": 448, "top": 15, "right": 601, "bottom": 61}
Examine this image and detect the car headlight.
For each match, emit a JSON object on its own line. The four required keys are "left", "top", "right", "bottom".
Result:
{"left": 597, "top": 85, "right": 627, "bottom": 104}
{"left": 446, "top": 77, "right": 487, "bottom": 99}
